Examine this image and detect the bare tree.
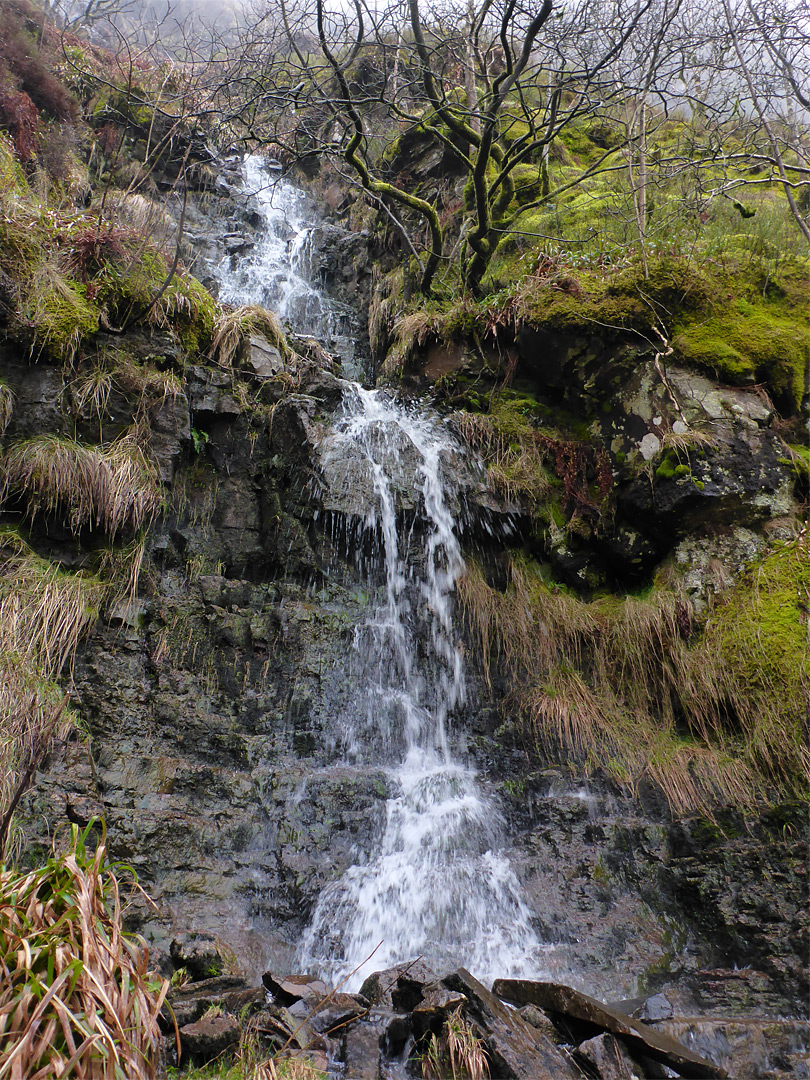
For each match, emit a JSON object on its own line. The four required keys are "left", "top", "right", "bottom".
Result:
{"left": 224, "top": 0, "right": 699, "bottom": 295}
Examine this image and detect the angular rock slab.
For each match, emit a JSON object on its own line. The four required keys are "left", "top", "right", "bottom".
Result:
{"left": 359, "top": 960, "right": 439, "bottom": 1010}
{"left": 179, "top": 1014, "right": 240, "bottom": 1064}
{"left": 263, "top": 971, "right": 330, "bottom": 1007}
{"left": 443, "top": 969, "right": 584, "bottom": 1079}
{"left": 492, "top": 980, "right": 727, "bottom": 1079}
{"left": 576, "top": 1033, "right": 640, "bottom": 1080}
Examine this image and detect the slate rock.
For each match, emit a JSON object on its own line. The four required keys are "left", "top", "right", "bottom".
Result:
{"left": 179, "top": 1014, "right": 240, "bottom": 1064}
{"left": 411, "top": 984, "right": 469, "bottom": 1039}
{"left": 641, "top": 993, "right": 674, "bottom": 1022}
{"left": 344, "top": 1018, "right": 383, "bottom": 1079}
{"left": 492, "top": 980, "right": 727, "bottom": 1079}
{"left": 262, "top": 971, "right": 330, "bottom": 1007}
{"left": 162, "top": 975, "right": 257, "bottom": 1032}
{"left": 444, "top": 968, "right": 583, "bottom": 1079}
{"left": 359, "top": 960, "right": 439, "bottom": 1010}
{"left": 248, "top": 334, "right": 285, "bottom": 378}
{"left": 575, "top": 1033, "right": 640, "bottom": 1080}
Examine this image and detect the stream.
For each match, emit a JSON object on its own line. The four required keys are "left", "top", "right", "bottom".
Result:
{"left": 216, "top": 156, "right": 549, "bottom": 991}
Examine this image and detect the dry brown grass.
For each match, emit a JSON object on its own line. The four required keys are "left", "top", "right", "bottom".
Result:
{"left": 0, "top": 532, "right": 106, "bottom": 675}
{"left": 458, "top": 548, "right": 805, "bottom": 813}
{"left": 0, "top": 825, "right": 168, "bottom": 1079}
{"left": 0, "top": 382, "right": 13, "bottom": 436}
{"left": 0, "top": 533, "right": 107, "bottom": 852}
{"left": 70, "top": 353, "right": 183, "bottom": 426}
{"left": 211, "top": 304, "right": 287, "bottom": 369}
{"left": 423, "top": 1007, "right": 490, "bottom": 1080}
{"left": 109, "top": 192, "right": 177, "bottom": 248}
{"left": 451, "top": 409, "right": 551, "bottom": 506}
{"left": 2, "top": 431, "right": 162, "bottom": 537}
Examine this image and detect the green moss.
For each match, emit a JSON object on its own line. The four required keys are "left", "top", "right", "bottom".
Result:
{"left": 98, "top": 248, "right": 216, "bottom": 353}
{"left": 510, "top": 163, "right": 544, "bottom": 204}
{"left": 0, "top": 133, "right": 28, "bottom": 196}
{"left": 673, "top": 305, "right": 809, "bottom": 412}
{"left": 704, "top": 536, "right": 809, "bottom": 792}
{"left": 655, "top": 450, "right": 678, "bottom": 479}
{"left": 27, "top": 273, "right": 100, "bottom": 359}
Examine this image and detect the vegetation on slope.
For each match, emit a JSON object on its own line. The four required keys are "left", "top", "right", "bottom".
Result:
{"left": 460, "top": 536, "right": 809, "bottom": 814}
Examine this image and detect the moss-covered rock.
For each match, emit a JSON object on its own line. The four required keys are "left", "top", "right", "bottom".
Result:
{"left": 673, "top": 304, "right": 809, "bottom": 414}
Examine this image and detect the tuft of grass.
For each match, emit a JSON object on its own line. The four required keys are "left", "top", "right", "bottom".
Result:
{"left": 423, "top": 1007, "right": 490, "bottom": 1080}
{"left": 0, "top": 823, "right": 168, "bottom": 1079}
{"left": 2, "top": 430, "right": 162, "bottom": 536}
{"left": 0, "top": 531, "right": 106, "bottom": 676}
{"left": 459, "top": 539, "right": 809, "bottom": 814}
{"left": 25, "top": 262, "right": 100, "bottom": 361}
{"left": 70, "top": 351, "right": 183, "bottom": 427}
{"left": 211, "top": 304, "right": 288, "bottom": 369}
{"left": 452, "top": 405, "right": 551, "bottom": 506}
{"left": 0, "top": 381, "right": 13, "bottom": 436}
{"left": 0, "top": 529, "right": 106, "bottom": 856}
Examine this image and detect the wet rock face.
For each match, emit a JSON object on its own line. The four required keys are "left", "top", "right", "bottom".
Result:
{"left": 498, "top": 774, "right": 808, "bottom": 1017}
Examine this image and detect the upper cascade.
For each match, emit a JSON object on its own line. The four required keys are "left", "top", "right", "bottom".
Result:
{"left": 215, "top": 154, "right": 359, "bottom": 375}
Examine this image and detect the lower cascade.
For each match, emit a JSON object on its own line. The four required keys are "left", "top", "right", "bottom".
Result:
{"left": 219, "top": 158, "right": 546, "bottom": 988}
{"left": 298, "top": 385, "right": 546, "bottom": 989}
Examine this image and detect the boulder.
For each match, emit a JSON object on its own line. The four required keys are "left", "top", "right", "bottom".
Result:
{"left": 359, "top": 960, "right": 439, "bottom": 1010}
{"left": 492, "top": 980, "right": 727, "bottom": 1079}
{"left": 248, "top": 334, "right": 284, "bottom": 378}
{"left": 443, "top": 969, "right": 583, "bottom": 1079}
{"left": 162, "top": 975, "right": 260, "bottom": 1031}
{"left": 179, "top": 1014, "right": 240, "bottom": 1064}
{"left": 641, "top": 994, "right": 674, "bottom": 1022}
{"left": 575, "top": 1033, "right": 640, "bottom": 1080}
{"left": 262, "top": 971, "right": 331, "bottom": 1007}
{"left": 344, "top": 1018, "right": 384, "bottom": 1080}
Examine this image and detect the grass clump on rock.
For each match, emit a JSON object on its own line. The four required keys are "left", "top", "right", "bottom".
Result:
{"left": 211, "top": 304, "right": 289, "bottom": 370}
{"left": 2, "top": 430, "right": 162, "bottom": 536}
{"left": 459, "top": 534, "right": 809, "bottom": 814}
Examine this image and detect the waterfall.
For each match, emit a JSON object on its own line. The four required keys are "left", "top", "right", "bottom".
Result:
{"left": 215, "top": 154, "right": 360, "bottom": 376}
{"left": 218, "top": 155, "right": 548, "bottom": 991}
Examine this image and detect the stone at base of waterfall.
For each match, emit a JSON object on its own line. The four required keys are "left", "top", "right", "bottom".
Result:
{"left": 345, "top": 1018, "right": 386, "bottom": 1080}
{"left": 278, "top": 1048, "right": 331, "bottom": 1074}
{"left": 492, "top": 979, "right": 727, "bottom": 1079}
{"left": 575, "top": 1033, "right": 642, "bottom": 1080}
{"left": 262, "top": 970, "right": 330, "bottom": 1007}
{"left": 411, "top": 984, "right": 469, "bottom": 1038}
{"left": 444, "top": 968, "right": 583, "bottom": 1079}
{"left": 161, "top": 975, "right": 263, "bottom": 1032}
{"left": 641, "top": 993, "right": 674, "bottom": 1022}
{"left": 179, "top": 1014, "right": 240, "bottom": 1064}
{"left": 359, "top": 959, "right": 440, "bottom": 1010}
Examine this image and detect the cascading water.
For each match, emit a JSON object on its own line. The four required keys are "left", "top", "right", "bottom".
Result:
{"left": 216, "top": 154, "right": 360, "bottom": 377}
{"left": 219, "top": 155, "right": 549, "bottom": 991}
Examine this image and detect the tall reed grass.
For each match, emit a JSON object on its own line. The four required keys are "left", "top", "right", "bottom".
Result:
{"left": 0, "top": 824, "right": 168, "bottom": 1079}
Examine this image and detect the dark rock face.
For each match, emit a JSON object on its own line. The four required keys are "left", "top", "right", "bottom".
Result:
{"left": 10, "top": 331, "right": 806, "bottom": 1032}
